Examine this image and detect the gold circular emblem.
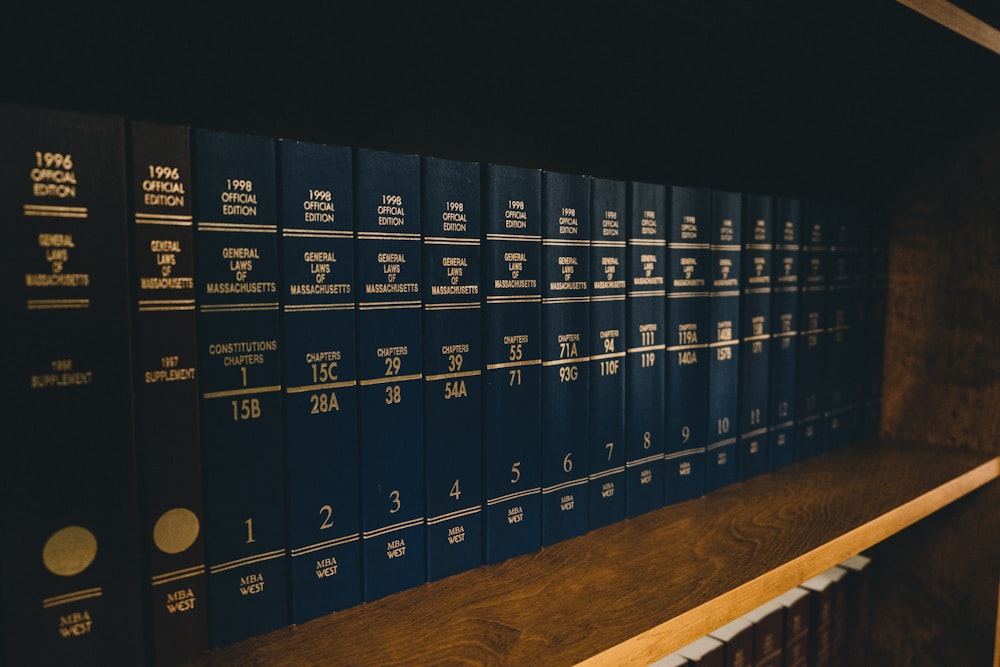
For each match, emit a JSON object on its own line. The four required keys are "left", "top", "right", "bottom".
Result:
{"left": 153, "top": 507, "right": 200, "bottom": 555}
{"left": 42, "top": 526, "right": 98, "bottom": 577}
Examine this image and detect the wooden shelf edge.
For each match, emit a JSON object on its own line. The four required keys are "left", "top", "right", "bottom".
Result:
{"left": 898, "top": 0, "right": 1000, "bottom": 55}
{"left": 578, "top": 454, "right": 1000, "bottom": 666}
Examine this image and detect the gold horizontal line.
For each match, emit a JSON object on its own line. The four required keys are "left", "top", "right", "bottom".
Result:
{"left": 286, "top": 380, "right": 355, "bottom": 393}
{"left": 203, "top": 385, "right": 281, "bottom": 399}
{"left": 358, "top": 373, "right": 422, "bottom": 386}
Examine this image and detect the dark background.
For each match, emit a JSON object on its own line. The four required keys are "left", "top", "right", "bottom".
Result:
{"left": 2, "top": 2, "right": 999, "bottom": 201}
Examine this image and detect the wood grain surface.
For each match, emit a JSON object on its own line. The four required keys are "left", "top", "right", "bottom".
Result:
{"left": 181, "top": 441, "right": 997, "bottom": 666}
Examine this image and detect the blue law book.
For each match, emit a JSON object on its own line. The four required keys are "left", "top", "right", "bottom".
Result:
{"left": 796, "top": 200, "right": 829, "bottom": 460}
{"left": 192, "top": 128, "right": 288, "bottom": 646}
{"left": 769, "top": 197, "right": 802, "bottom": 469}
{"left": 624, "top": 181, "right": 667, "bottom": 517}
{"left": 1, "top": 106, "right": 142, "bottom": 666}
{"left": 354, "top": 149, "right": 424, "bottom": 601}
{"left": 482, "top": 164, "right": 542, "bottom": 564}
{"left": 540, "top": 171, "right": 591, "bottom": 546}
{"left": 587, "top": 178, "right": 627, "bottom": 529}
{"left": 738, "top": 194, "right": 774, "bottom": 480}
{"left": 277, "top": 140, "right": 360, "bottom": 622}
{"left": 705, "top": 190, "right": 742, "bottom": 493}
{"left": 848, "top": 207, "right": 873, "bottom": 442}
{"left": 665, "top": 185, "right": 711, "bottom": 504}
{"left": 823, "top": 204, "right": 854, "bottom": 450}
{"left": 129, "top": 121, "right": 207, "bottom": 664}
{"left": 421, "top": 157, "right": 483, "bottom": 581}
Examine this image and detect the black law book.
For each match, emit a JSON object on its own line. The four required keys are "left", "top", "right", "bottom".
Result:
{"left": 0, "top": 105, "right": 142, "bottom": 666}
{"left": 129, "top": 120, "right": 207, "bottom": 663}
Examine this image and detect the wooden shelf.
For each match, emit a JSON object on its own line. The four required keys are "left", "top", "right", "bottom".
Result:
{"left": 185, "top": 441, "right": 998, "bottom": 666}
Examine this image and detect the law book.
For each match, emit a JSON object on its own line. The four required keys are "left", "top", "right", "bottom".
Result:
{"left": 624, "top": 181, "right": 667, "bottom": 517}
{"left": 705, "top": 190, "right": 741, "bottom": 493}
{"left": 847, "top": 207, "right": 873, "bottom": 443}
{"left": 128, "top": 120, "right": 207, "bottom": 663}
{"left": 708, "top": 616, "right": 753, "bottom": 667}
{"left": 421, "top": 156, "right": 483, "bottom": 581}
{"left": 0, "top": 106, "right": 141, "bottom": 666}
{"left": 864, "top": 213, "right": 890, "bottom": 438}
{"left": 795, "top": 200, "right": 829, "bottom": 460}
{"left": 482, "top": 164, "right": 542, "bottom": 564}
{"left": 799, "top": 572, "right": 836, "bottom": 667}
{"left": 587, "top": 177, "right": 627, "bottom": 530}
{"left": 354, "top": 148, "right": 424, "bottom": 600}
{"left": 665, "top": 185, "right": 711, "bottom": 504}
{"left": 775, "top": 586, "right": 811, "bottom": 667}
{"left": 737, "top": 194, "right": 774, "bottom": 481}
{"left": 192, "top": 128, "right": 287, "bottom": 645}
{"left": 838, "top": 554, "right": 873, "bottom": 666}
{"left": 741, "top": 599, "right": 784, "bottom": 667}
{"left": 768, "top": 197, "right": 801, "bottom": 469}
{"left": 823, "top": 204, "right": 854, "bottom": 450}
{"left": 277, "top": 139, "right": 360, "bottom": 622}
{"left": 676, "top": 635, "right": 725, "bottom": 667}
{"left": 540, "top": 171, "right": 591, "bottom": 546}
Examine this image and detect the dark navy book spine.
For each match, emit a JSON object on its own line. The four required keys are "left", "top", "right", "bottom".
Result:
{"left": 738, "top": 194, "right": 774, "bottom": 480}
{"left": 0, "top": 106, "right": 141, "bottom": 667}
{"left": 665, "top": 186, "right": 711, "bottom": 504}
{"left": 823, "top": 205, "right": 854, "bottom": 450}
{"left": 354, "top": 149, "right": 424, "bottom": 601}
{"left": 624, "top": 182, "right": 667, "bottom": 517}
{"left": 482, "top": 164, "right": 542, "bottom": 564}
{"left": 540, "top": 171, "right": 591, "bottom": 547}
{"left": 769, "top": 197, "right": 801, "bottom": 469}
{"left": 277, "top": 140, "right": 360, "bottom": 622}
{"left": 129, "top": 120, "right": 207, "bottom": 663}
{"left": 192, "top": 128, "right": 288, "bottom": 646}
{"left": 421, "top": 157, "right": 483, "bottom": 581}
{"left": 587, "top": 178, "right": 627, "bottom": 530}
{"left": 705, "top": 190, "right": 742, "bottom": 493}
{"left": 796, "top": 200, "right": 829, "bottom": 460}
{"left": 848, "top": 207, "right": 873, "bottom": 441}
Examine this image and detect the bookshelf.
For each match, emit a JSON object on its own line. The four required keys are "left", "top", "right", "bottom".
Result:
{"left": 3, "top": 1, "right": 999, "bottom": 664}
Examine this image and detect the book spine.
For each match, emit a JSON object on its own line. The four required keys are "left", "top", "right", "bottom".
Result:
{"left": 796, "top": 201, "right": 829, "bottom": 460}
{"left": 540, "top": 171, "right": 591, "bottom": 546}
{"left": 705, "top": 190, "right": 742, "bottom": 492}
{"left": 769, "top": 197, "right": 801, "bottom": 469}
{"left": 824, "top": 204, "right": 854, "bottom": 450}
{"left": 0, "top": 106, "right": 141, "bottom": 666}
{"left": 738, "top": 194, "right": 774, "bottom": 480}
{"left": 482, "top": 164, "right": 542, "bottom": 564}
{"left": 354, "top": 149, "right": 424, "bottom": 601}
{"left": 129, "top": 120, "right": 207, "bottom": 663}
{"left": 421, "top": 157, "right": 483, "bottom": 581}
{"left": 277, "top": 140, "right": 360, "bottom": 622}
{"left": 624, "top": 182, "right": 667, "bottom": 517}
{"left": 849, "top": 207, "right": 873, "bottom": 441}
{"left": 587, "top": 178, "right": 627, "bottom": 529}
{"left": 192, "top": 128, "right": 287, "bottom": 646}
{"left": 665, "top": 185, "right": 711, "bottom": 504}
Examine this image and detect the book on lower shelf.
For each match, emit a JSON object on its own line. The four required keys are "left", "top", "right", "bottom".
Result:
{"left": 1, "top": 105, "right": 143, "bottom": 666}
{"left": 192, "top": 128, "right": 288, "bottom": 646}
{"left": 354, "top": 148, "right": 425, "bottom": 601}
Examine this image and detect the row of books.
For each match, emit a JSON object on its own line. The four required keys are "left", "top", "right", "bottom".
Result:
{"left": 0, "top": 105, "right": 888, "bottom": 666}
{"left": 650, "top": 555, "right": 874, "bottom": 667}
